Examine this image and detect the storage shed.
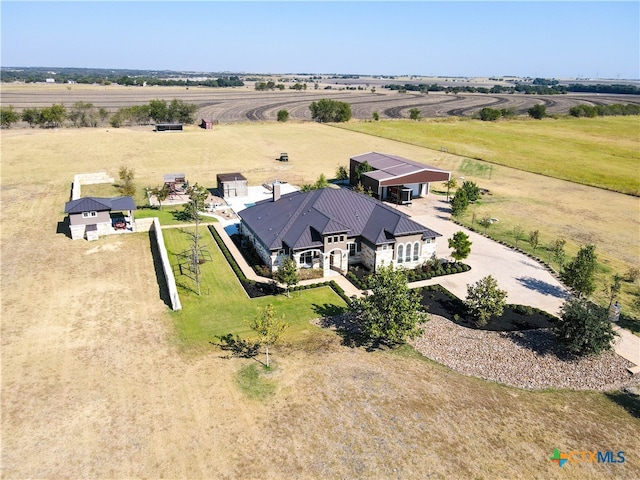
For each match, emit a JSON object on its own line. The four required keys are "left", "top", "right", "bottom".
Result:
{"left": 200, "top": 118, "right": 214, "bottom": 129}
{"left": 217, "top": 173, "right": 248, "bottom": 198}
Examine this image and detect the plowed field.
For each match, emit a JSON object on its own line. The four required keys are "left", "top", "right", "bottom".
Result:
{"left": 3, "top": 83, "right": 639, "bottom": 123}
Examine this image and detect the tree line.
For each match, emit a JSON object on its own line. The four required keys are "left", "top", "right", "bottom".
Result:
{"left": 385, "top": 82, "right": 639, "bottom": 96}
{"left": 0, "top": 98, "right": 197, "bottom": 128}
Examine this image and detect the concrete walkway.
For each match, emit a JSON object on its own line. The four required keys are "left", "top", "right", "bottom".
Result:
{"left": 613, "top": 326, "right": 640, "bottom": 373}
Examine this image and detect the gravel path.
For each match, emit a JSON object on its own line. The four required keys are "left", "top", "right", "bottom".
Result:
{"left": 410, "top": 315, "right": 639, "bottom": 391}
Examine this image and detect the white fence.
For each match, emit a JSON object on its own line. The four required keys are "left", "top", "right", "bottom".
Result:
{"left": 150, "top": 218, "right": 182, "bottom": 311}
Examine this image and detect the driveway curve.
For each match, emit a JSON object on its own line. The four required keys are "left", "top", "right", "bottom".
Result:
{"left": 399, "top": 196, "right": 569, "bottom": 316}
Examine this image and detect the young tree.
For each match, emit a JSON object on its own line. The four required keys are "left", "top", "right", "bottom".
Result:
{"left": 274, "top": 257, "right": 298, "bottom": 297}
{"left": 460, "top": 181, "right": 481, "bottom": 202}
{"left": 372, "top": 111, "right": 379, "bottom": 121}
{"left": 248, "top": 304, "right": 289, "bottom": 367}
{"left": 465, "top": 275, "right": 508, "bottom": 326}
{"left": 529, "top": 230, "right": 540, "bottom": 254}
{"left": 409, "top": 108, "right": 421, "bottom": 120}
{"left": 277, "top": 109, "right": 289, "bottom": 122}
{"left": 550, "top": 237, "right": 567, "bottom": 268}
{"left": 561, "top": 244, "right": 598, "bottom": 297}
{"left": 335, "top": 165, "right": 349, "bottom": 182}
{"left": 350, "top": 265, "right": 424, "bottom": 345}
{"left": 512, "top": 225, "right": 525, "bottom": 248}
{"left": 448, "top": 231, "right": 472, "bottom": 262}
{"left": 553, "top": 297, "right": 616, "bottom": 356}
{"left": 478, "top": 216, "right": 493, "bottom": 235}
{"left": 528, "top": 104, "right": 547, "bottom": 120}
{"left": 604, "top": 274, "right": 622, "bottom": 307}
{"left": 442, "top": 178, "right": 457, "bottom": 202}
{"left": 150, "top": 184, "right": 171, "bottom": 210}
{"left": 183, "top": 183, "right": 209, "bottom": 220}
{"left": 118, "top": 167, "right": 136, "bottom": 196}
{"left": 450, "top": 189, "right": 469, "bottom": 217}
{"left": 314, "top": 173, "right": 329, "bottom": 189}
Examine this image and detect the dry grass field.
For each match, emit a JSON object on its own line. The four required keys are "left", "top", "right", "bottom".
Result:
{"left": 2, "top": 124, "right": 640, "bottom": 479}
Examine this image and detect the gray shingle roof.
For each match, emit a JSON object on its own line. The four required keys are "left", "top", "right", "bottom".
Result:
{"left": 239, "top": 188, "right": 440, "bottom": 252}
{"left": 64, "top": 196, "right": 136, "bottom": 214}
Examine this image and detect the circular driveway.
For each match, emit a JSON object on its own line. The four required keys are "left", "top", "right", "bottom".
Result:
{"left": 398, "top": 196, "right": 569, "bottom": 316}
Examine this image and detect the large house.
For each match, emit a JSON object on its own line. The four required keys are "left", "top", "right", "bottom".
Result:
{"left": 64, "top": 196, "right": 136, "bottom": 240}
{"left": 350, "top": 152, "right": 451, "bottom": 204}
{"left": 238, "top": 186, "right": 441, "bottom": 275}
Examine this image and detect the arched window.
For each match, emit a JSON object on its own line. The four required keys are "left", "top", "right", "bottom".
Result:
{"left": 405, "top": 243, "right": 411, "bottom": 262}
{"left": 397, "top": 244, "right": 404, "bottom": 263}
{"left": 413, "top": 242, "right": 420, "bottom": 261}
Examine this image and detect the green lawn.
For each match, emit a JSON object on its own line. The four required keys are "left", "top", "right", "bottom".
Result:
{"left": 162, "top": 227, "right": 347, "bottom": 350}
{"left": 338, "top": 116, "right": 640, "bottom": 195}
{"left": 135, "top": 205, "right": 197, "bottom": 226}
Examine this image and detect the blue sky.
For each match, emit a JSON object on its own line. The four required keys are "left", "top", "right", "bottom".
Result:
{"left": 1, "top": 1, "right": 638, "bottom": 79}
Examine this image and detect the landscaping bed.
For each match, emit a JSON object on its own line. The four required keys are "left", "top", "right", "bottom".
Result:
{"left": 346, "top": 261, "right": 471, "bottom": 290}
{"left": 418, "top": 285, "right": 557, "bottom": 331}
{"left": 209, "top": 226, "right": 351, "bottom": 304}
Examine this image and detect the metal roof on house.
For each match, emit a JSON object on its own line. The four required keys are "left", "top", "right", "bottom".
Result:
{"left": 64, "top": 196, "right": 137, "bottom": 214}
{"left": 239, "top": 188, "right": 440, "bottom": 252}
{"left": 351, "top": 152, "right": 450, "bottom": 183}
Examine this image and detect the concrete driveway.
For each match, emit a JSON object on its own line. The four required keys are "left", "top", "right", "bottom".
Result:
{"left": 398, "top": 195, "right": 570, "bottom": 316}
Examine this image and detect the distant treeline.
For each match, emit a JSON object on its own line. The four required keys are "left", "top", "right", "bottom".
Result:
{"left": 569, "top": 103, "right": 640, "bottom": 117}
{"left": 385, "top": 83, "right": 639, "bottom": 95}
{"left": 0, "top": 67, "right": 244, "bottom": 87}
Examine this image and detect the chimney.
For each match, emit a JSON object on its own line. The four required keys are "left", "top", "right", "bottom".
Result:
{"left": 272, "top": 181, "right": 281, "bottom": 202}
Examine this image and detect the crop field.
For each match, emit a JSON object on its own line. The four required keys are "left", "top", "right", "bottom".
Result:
{"left": 3, "top": 82, "right": 640, "bottom": 123}
{"left": 2, "top": 119, "right": 640, "bottom": 478}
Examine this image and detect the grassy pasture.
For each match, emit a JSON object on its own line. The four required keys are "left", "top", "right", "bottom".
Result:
{"left": 2, "top": 124, "right": 640, "bottom": 478}
{"left": 338, "top": 118, "right": 640, "bottom": 321}
{"left": 339, "top": 116, "right": 640, "bottom": 195}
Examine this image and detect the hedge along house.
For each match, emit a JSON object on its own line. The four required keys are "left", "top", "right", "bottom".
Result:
{"left": 64, "top": 196, "right": 136, "bottom": 241}
{"left": 350, "top": 152, "right": 451, "bottom": 205}
{"left": 238, "top": 186, "right": 441, "bottom": 276}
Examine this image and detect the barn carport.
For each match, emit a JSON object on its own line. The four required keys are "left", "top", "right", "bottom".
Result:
{"left": 350, "top": 152, "right": 451, "bottom": 204}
